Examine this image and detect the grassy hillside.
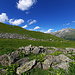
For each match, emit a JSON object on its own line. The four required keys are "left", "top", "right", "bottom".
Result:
{"left": 0, "top": 39, "right": 75, "bottom": 56}
{"left": 0, "top": 39, "right": 75, "bottom": 75}
{"left": 0, "top": 22, "right": 75, "bottom": 55}
{"left": 0, "top": 22, "right": 65, "bottom": 41}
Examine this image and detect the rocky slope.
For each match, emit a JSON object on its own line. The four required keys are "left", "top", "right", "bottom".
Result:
{"left": 50, "top": 28, "right": 75, "bottom": 41}
{"left": 0, "top": 22, "right": 66, "bottom": 41}
{"left": 0, "top": 45, "right": 75, "bottom": 75}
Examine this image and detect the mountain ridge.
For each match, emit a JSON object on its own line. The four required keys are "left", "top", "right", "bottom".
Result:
{"left": 50, "top": 28, "right": 75, "bottom": 41}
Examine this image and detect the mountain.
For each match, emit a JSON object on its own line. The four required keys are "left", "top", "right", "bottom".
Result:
{"left": 50, "top": 28, "right": 75, "bottom": 41}
{"left": 0, "top": 22, "right": 65, "bottom": 41}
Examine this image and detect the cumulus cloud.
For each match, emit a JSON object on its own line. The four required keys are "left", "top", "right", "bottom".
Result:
{"left": 29, "top": 26, "right": 40, "bottom": 30}
{"left": 34, "top": 26, "right": 40, "bottom": 30}
{"left": 17, "top": 0, "right": 37, "bottom": 11}
{"left": 9, "top": 19, "right": 24, "bottom": 25}
{"left": 22, "top": 25, "right": 28, "bottom": 28}
{"left": 44, "top": 29, "right": 54, "bottom": 33}
{"left": 29, "top": 20, "right": 37, "bottom": 25}
{"left": 66, "top": 23, "right": 70, "bottom": 25}
{"left": 0, "top": 13, "right": 8, "bottom": 23}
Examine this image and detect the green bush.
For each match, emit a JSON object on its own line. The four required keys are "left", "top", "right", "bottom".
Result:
{"left": 5, "top": 64, "right": 19, "bottom": 75}
{"left": 51, "top": 51, "right": 62, "bottom": 56}
{"left": 68, "top": 62, "right": 75, "bottom": 75}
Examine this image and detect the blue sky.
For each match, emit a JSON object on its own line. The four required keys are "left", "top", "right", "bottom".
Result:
{"left": 0, "top": 0, "right": 75, "bottom": 33}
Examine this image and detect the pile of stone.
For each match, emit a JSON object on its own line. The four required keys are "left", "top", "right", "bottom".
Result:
{"left": 0, "top": 45, "right": 75, "bottom": 75}
{"left": 0, "top": 33, "right": 27, "bottom": 39}
{"left": 0, "top": 33, "right": 54, "bottom": 41}
{"left": 0, "top": 45, "right": 47, "bottom": 66}
{"left": 18, "top": 45, "right": 47, "bottom": 55}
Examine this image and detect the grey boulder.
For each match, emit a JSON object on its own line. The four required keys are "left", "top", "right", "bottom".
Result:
{"left": 15, "top": 57, "right": 29, "bottom": 65}
{"left": 0, "top": 54, "right": 9, "bottom": 66}
{"left": 16, "top": 59, "right": 37, "bottom": 74}
{"left": 52, "top": 62, "right": 69, "bottom": 73}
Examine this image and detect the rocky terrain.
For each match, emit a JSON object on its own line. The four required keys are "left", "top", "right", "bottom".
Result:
{"left": 50, "top": 28, "right": 75, "bottom": 41}
{"left": 0, "top": 45, "right": 75, "bottom": 75}
{"left": 0, "top": 33, "right": 47, "bottom": 41}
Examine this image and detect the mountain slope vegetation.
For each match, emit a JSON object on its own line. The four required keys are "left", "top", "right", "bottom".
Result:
{"left": 0, "top": 22, "right": 65, "bottom": 41}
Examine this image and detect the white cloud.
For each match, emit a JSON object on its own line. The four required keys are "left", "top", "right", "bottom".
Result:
{"left": 22, "top": 25, "right": 28, "bottom": 28}
{"left": 27, "top": 19, "right": 32, "bottom": 23}
{"left": 34, "top": 26, "right": 40, "bottom": 30}
{"left": 0, "top": 13, "right": 8, "bottom": 23}
{"left": 44, "top": 29, "right": 54, "bottom": 33}
{"left": 29, "top": 20, "right": 37, "bottom": 25}
{"left": 29, "top": 26, "right": 40, "bottom": 30}
{"left": 72, "top": 21, "right": 75, "bottom": 22}
{"left": 17, "top": 0, "right": 37, "bottom": 11}
{"left": 9, "top": 19, "right": 24, "bottom": 25}
{"left": 26, "top": 11, "right": 30, "bottom": 14}
{"left": 66, "top": 23, "right": 70, "bottom": 25}
{"left": 40, "top": 30, "right": 44, "bottom": 32}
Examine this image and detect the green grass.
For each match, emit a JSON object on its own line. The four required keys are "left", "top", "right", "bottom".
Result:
{"left": 0, "top": 39, "right": 75, "bottom": 56}
{"left": 0, "top": 22, "right": 66, "bottom": 41}
{"left": 51, "top": 51, "right": 62, "bottom": 56}
{"left": 22, "top": 68, "right": 51, "bottom": 75}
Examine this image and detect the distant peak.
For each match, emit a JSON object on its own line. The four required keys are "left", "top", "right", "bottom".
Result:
{"left": 59, "top": 28, "right": 72, "bottom": 32}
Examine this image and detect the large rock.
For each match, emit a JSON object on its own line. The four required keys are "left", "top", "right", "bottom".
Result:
{"left": 43, "top": 55, "right": 55, "bottom": 69}
{"left": 43, "top": 54, "right": 74, "bottom": 71}
{"left": 8, "top": 51, "right": 20, "bottom": 65}
{"left": 16, "top": 59, "right": 37, "bottom": 74}
{"left": 0, "top": 54, "right": 9, "bottom": 66}
{"left": 17, "top": 47, "right": 25, "bottom": 52}
{"left": 18, "top": 45, "right": 33, "bottom": 55}
{"left": 44, "top": 55, "right": 54, "bottom": 60}
{"left": 65, "top": 48, "right": 75, "bottom": 54}
{"left": 55, "top": 54, "right": 73, "bottom": 63}
{"left": 32, "top": 47, "right": 40, "bottom": 54}
{"left": 40, "top": 47, "right": 47, "bottom": 53}
{"left": 15, "top": 57, "right": 29, "bottom": 65}
{"left": 25, "top": 46, "right": 31, "bottom": 55}
{"left": 43, "top": 55, "right": 54, "bottom": 70}
{"left": 52, "top": 62, "right": 69, "bottom": 73}
{"left": 43, "top": 59, "right": 53, "bottom": 70}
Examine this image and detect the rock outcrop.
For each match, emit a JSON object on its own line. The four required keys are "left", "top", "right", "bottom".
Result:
{"left": 0, "top": 54, "right": 9, "bottom": 66}
{"left": 15, "top": 57, "right": 29, "bottom": 65}
{"left": 16, "top": 59, "right": 37, "bottom": 75}
{"left": 18, "top": 45, "right": 47, "bottom": 55}
{"left": 0, "top": 45, "right": 75, "bottom": 74}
